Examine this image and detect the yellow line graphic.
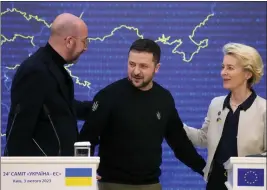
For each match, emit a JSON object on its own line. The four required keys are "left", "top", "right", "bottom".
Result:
{"left": 5, "top": 63, "right": 91, "bottom": 88}
{"left": 155, "top": 13, "right": 214, "bottom": 62}
{"left": 1, "top": 8, "right": 51, "bottom": 28}
{"left": 5, "top": 64, "right": 20, "bottom": 70}
{"left": 64, "top": 64, "right": 91, "bottom": 88}
{"left": 88, "top": 25, "right": 144, "bottom": 42}
{"left": 1, "top": 7, "right": 214, "bottom": 87}
{"left": 1, "top": 34, "right": 35, "bottom": 46}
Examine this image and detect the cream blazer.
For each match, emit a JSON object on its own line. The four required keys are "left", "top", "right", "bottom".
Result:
{"left": 184, "top": 95, "right": 266, "bottom": 181}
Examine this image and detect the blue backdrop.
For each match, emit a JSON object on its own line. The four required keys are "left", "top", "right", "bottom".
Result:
{"left": 1, "top": 2, "right": 266, "bottom": 189}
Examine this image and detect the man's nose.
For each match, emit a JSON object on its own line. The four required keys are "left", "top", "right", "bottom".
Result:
{"left": 84, "top": 39, "right": 88, "bottom": 51}
{"left": 133, "top": 67, "right": 141, "bottom": 75}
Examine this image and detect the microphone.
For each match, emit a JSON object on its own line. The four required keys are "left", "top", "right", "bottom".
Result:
{"left": 4, "top": 104, "right": 20, "bottom": 156}
{"left": 43, "top": 104, "right": 61, "bottom": 156}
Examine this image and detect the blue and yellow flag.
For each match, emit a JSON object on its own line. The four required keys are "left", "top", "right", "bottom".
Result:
{"left": 65, "top": 168, "right": 92, "bottom": 186}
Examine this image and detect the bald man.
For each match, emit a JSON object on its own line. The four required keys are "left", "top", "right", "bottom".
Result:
{"left": 5, "top": 13, "right": 91, "bottom": 156}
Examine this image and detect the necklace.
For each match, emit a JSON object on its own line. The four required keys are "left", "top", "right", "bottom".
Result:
{"left": 230, "top": 91, "right": 251, "bottom": 108}
{"left": 230, "top": 98, "right": 239, "bottom": 107}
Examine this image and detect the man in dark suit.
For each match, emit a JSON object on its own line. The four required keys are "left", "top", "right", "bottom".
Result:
{"left": 5, "top": 13, "right": 91, "bottom": 156}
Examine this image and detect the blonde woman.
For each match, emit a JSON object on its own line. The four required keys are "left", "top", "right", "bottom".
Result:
{"left": 184, "top": 43, "right": 266, "bottom": 190}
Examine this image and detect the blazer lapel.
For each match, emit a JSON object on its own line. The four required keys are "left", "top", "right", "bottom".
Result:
{"left": 46, "top": 61, "right": 75, "bottom": 115}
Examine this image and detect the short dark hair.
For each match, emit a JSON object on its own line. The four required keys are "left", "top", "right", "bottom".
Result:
{"left": 129, "top": 38, "right": 161, "bottom": 64}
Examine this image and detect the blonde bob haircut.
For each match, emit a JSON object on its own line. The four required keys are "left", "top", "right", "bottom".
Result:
{"left": 222, "top": 42, "right": 264, "bottom": 87}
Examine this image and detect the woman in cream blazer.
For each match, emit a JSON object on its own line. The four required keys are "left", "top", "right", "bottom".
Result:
{"left": 184, "top": 43, "right": 266, "bottom": 190}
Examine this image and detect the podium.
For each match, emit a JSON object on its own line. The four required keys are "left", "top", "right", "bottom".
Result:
{"left": 224, "top": 157, "right": 266, "bottom": 190}
{"left": 1, "top": 156, "right": 100, "bottom": 190}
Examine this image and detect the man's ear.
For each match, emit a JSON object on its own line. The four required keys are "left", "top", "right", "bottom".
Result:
{"left": 155, "top": 63, "right": 161, "bottom": 73}
{"left": 65, "top": 36, "right": 74, "bottom": 49}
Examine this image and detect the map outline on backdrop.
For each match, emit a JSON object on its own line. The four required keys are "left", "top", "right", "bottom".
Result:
{"left": 1, "top": 2, "right": 266, "bottom": 189}
{"left": 1, "top": 6, "right": 215, "bottom": 91}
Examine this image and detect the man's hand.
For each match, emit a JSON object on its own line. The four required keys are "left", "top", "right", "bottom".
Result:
{"left": 97, "top": 175, "right": 101, "bottom": 180}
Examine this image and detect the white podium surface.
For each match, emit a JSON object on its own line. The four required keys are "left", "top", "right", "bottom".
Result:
{"left": 224, "top": 157, "right": 266, "bottom": 190}
{"left": 1, "top": 156, "right": 100, "bottom": 190}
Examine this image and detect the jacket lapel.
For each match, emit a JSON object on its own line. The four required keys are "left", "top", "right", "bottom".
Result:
{"left": 46, "top": 61, "right": 75, "bottom": 115}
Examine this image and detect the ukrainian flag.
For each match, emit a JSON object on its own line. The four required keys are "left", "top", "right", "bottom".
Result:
{"left": 65, "top": 168, "right": 92, "bottom": 186}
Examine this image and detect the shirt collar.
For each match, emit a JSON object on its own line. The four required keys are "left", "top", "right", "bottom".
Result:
{"left": 44, "top": 42, "right": 67, "bottom": 66}
{"left": 223, "top": 89, "right": 257, "bottom": 111}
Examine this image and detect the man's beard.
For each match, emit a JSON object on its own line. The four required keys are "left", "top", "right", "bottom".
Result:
{"left": 69, "top": 55, "right": 80, "bottom": 64}
{"left": 130, "top": 75, "right": 153, "bottom": 89}
{"left": 68, "top": 51, "right": 82, "bottom": 64}
{"left": 70, "top": 58, "right": 78, "bottom": 64}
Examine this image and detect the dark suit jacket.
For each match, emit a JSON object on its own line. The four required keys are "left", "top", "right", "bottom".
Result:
{"left": 5, "top": 43, "right": 91, "bottom": 156}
